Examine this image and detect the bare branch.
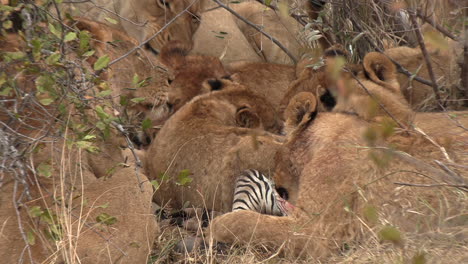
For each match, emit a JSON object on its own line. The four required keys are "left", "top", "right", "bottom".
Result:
{"left": 211, "top": 0, "right": 298, "bottom": 64}
{"left": 394, "top": 182, "right": 468, "bottom": 192}
{"left": 408, "top": 11, "right": 443, "bottom": 110}
{"left": 415, "top": 9, "right": 460, "bottom": 41}
{"left": 349, "top": 17, "right": 434, "bottom": 88}
{"left": 110, "top": 121, "right": 145, "bottom": 191}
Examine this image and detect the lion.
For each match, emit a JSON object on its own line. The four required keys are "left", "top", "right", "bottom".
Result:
{"left": 158, "top": 40, "right": 231, "bottom": 115}
{"left": 192, "top": 0, "right": 327, "bottom": 64}
{"left": 146, "top": 79, "right": 285, "bottom": 213}
{"left": 208, "top": 52, "right": 468, "bottom": 260}
{"left": 159, "top": 42, "right": 299, "bottom": 120}
{"left": 384, "top": 44, "right": 461, "bottom": 111}
{"left": 73, "top": 18, "right": 173, "bottom": 145}
{"left": 0, "top": 22, "right": 157, "bottom": 263}
{"left": 59, "top": 0, "right": 206, "bottom": 52}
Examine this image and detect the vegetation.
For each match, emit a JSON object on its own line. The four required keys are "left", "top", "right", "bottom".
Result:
{"left": 0, "top": 0, "right": 466, "bottom": 263}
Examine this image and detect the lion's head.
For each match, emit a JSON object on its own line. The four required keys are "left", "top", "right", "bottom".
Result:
{"left": 158, "top": 40, "right": 231, "bottom": 116}
{"left": 117, "top": 0, "right": 205, "bottom": 54}
{"left": 330, "top": 52, "right": 414, "bottom": 126}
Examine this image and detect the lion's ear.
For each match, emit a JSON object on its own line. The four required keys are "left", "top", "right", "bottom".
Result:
{"left": 236, "top": 106, "right": 261, "bottom": 129}
{"left": 283, "top": 92, "right": 318, "bottom": 135}
{"left": 363, "top": 52, "right": 399, "bottom": 92}
{"left": 160, "top": 40, "right": 190, "bottom": 70}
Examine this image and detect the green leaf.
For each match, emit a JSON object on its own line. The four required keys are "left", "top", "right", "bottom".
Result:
{"left": 176, "top": 169, "right": 193, "bottom": 186}
{"left": 142, "top": 118, "right": 152, "bottom": 130}
{"left": 31, "top": 39, "right": 42, "bottom": 61}
{"left": 93, "top": 55, "right": 110, "bottom": 71}
{"left": 132, "top": 73, "right": 139, "bottom": 87}
{"left": 265, "top": 0, "right": 272, "bottom": 5}
{"left": 79, "top": 30, "right": 91, "bottom": 53}
{"left": 2, "top": 20, "right": 12, "bottom": 29}
{"left": 39, "top": 98, "right": 54, "bottom": 106}
{"left": 119, "top": 95, "right": 128, "bottom": 106}
{"left": 412, "top": 251, "right": 426, "bottom": 264}
{"left": 96, "top": 213, "right": 117, "bottom": 225}
{"left": 76, "top": 141, "right": 99, "bottom": 152}
{"left": 363, "top": 205, "right": 378, "bottom": 224}
{"left": 104, "top": 17, "right": 118, "bottom": 24}
{"left": 378, "top": 225, "right": 403, "bottom": 245}
{"left": 95, "top": 203, "right": 109, "bottom": 209}
{"left": 37, "top": 162, "right": 52, "bottom": 178}
{"left": 48, "top": 23, "right": 61, "bottom": 39}
{"left": 82, "top": 50, "right": 95, "bottom": 57}
{"left": 45, "top": 53, "right": 61, "bottom": 65}
{"left": 150, "top": 180, "right": 160, "bottom": 189}
{"left": 35, "top": 75, "right": 54, "bottom": 93}
{"left": 4, "top": 51, "right": 26, "bottom": 62}
{"left": 98, "top": 89, "right": 112, "bottom": 97}
{"left": 96, "top": 121, "right": 106, "bottom": 130}
{"left": 0, "top": 72, "right": 6, "bottom": 87}
{"left": 95, "top": 106, "right": 110, "bottom": 120}
{"left": 130, "top": 97, "right": 146, "bottom": 103}
{"left": 129, "top": 242, "right": 140, "bottom": 248}
{"left": 0, "top": 87, "right": 12, "bottom": 96}
{"left": 82, "top": 134, "right": 96, "bottom": 140}
{"left": 29, "top": 206, "right": 44, "bottom": 218}
{"left": 27, "top": 230, "right": 36, "bottom": 245}
{"left": 55, "top": 0, "right": 63, "bottom": 3}
{"left": 64, "top": 32, "right": 77, "bottom": 42}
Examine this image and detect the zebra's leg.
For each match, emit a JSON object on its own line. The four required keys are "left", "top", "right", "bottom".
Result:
{"left": 208, "top": 210, "right": 330, "bottom": 259}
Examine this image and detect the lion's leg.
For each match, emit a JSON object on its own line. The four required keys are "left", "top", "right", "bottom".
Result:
{"left": 208, "top": 210, "right": 328, "bottom": 259}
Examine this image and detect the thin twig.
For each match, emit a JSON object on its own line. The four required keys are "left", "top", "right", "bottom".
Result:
{"left": 415, "top": 9, "right": 459, "bottom": 41}
{"left": 350, "top": 73, "right": 407, "bottom": 129}
{"left": 413, "top": 126, "right": 453, "bottom": 163}
{"left": 409, "top": 11, "right": 443, "bottom": 109}
{"left": 13, "top": 180, "right": 34, "bottom": 264}
{"left": 350, "top": 17, "right": 434, "bottom": 88}
{"left": 211, "top": 0, "right": 298, "bottom": 63}
{"left": 110, "top": 121, "right": 144, "bottom": 191}
{"left": 394, "top": 182, "right": 468, "bottom": 191}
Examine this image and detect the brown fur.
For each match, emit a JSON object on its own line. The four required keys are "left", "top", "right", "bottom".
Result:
{"left": 227, "top": 61, "right": 297, "bottom": 107}
{"left": 384, "top": 44, "right": 461, "bottom": 111}
{"left": 192, "top": 1, "right": 322, "bottom": 65}
{"left": 146, "top": 80, "right": 284, "bottom": 212}
{"left": 159, "top": 41, "right": 230, "bottom": 114}
{"left": 0, "top": 29, "right": 157, "bottom": 263}
{"left": 208, "top": 52, "right": 468, "bottom": 260}
{"left": 73, "top": 18, "right": 173, "bottom": 143}
{"left": 60, "top": 0, "right": 205, "bottom": 51}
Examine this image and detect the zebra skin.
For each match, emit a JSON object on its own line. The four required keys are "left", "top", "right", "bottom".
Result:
{"left": 232, "top": 169, "right": 287, "bottom": 216}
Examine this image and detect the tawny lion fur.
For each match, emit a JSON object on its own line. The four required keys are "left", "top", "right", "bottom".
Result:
{"left": 59, "top": 0, "right": 205, "bottom": 51}
{"left": 384, "top": 44, "right": 461, "bottom": 111}
{"left": 146, "top": 80, "right": 284, "bottom": 212}
{"left": 209, "top": 52, "right": 467, "bottom": 260}
{"left": 192, "top": 1, "right": 326, "bottom": 65}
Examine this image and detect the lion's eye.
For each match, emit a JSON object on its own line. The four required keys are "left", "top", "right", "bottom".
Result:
{"left": 159, "top": 0, "right": 170, "bottom": 8}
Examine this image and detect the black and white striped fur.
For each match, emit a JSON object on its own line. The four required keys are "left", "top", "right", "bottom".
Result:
{"left": 232, "top": 169, "right": 285, "bottom": 216}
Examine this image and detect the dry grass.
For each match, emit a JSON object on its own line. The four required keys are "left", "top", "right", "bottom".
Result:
{"left": 1, "top": 0, "right": 466, "bottom": 263}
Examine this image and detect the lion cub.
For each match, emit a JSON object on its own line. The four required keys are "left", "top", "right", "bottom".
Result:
{"left": 146, "top": 79, "right": 284, "bottom": 212}
{"left": 209, "top": 52, "right": 468, "bottom": 260}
